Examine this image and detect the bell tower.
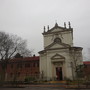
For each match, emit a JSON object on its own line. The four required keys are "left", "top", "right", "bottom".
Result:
{"left": 42, "top": 22, "right": 73, "bottom": 49}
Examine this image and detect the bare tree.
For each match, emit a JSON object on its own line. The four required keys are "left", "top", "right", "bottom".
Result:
{"left": 69, "top": 47, "right": 84, "bottom": 88}
{"left": 69, "top": 47, "right": 83, "bottom": 80}
{"left": 0, "top": 31, "right": 32, "bottom": 84}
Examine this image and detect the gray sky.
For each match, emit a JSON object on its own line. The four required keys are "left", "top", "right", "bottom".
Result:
{"left": 0, "top": 0, "right": 90, "bottom": 58}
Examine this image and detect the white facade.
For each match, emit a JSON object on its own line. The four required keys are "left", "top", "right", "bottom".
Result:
{"left": 39, "top": 23, "right": 83, "bottom": 81}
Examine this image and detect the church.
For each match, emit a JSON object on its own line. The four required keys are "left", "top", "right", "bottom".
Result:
{"left": 0, "top": 22, "right": 83, "bottom": 82}
{"left": 39, "top": 22, "right": 83, "bottom": 81}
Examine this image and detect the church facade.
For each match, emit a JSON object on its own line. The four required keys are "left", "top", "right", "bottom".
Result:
{"left": 39, "top": 22, "right": 83, "bottom": 81}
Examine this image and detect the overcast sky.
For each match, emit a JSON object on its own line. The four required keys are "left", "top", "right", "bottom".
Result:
{"left": 0, "top": 0, "right": 90, "bottom": 58}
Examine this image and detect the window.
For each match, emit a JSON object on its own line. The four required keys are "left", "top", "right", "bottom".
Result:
{"left": 34, "top": 62, "right": 39, "bottom": 67}
{"left": 17, "top": 63, "right": 22, "bottom": 68}
{"left": 10, "top": 73, "right": 13, "bottom": 78}
{"left": 33, "top": 63, "right": 35, "bottom": 67}
{"left": 25, "top": 63, "right": 30, "bottom": 68}
{"left": 11, "top": 64, "right": 13, "bottom": 68}
{"left": 37, "top": 62, "right": 39, "bottom": 67}
{"left": 17, "top": 72, "right": 20, "bottom": 77}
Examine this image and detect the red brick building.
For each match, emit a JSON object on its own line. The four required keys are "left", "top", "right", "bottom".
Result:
{"left": 83, "top": 61, "right": 90, "bottom": 79}
{"left": 0, "top": 56, "right": 39, "bottom": 81}
{"left": 1, "top": 55, "right": 90, "bottom": 81}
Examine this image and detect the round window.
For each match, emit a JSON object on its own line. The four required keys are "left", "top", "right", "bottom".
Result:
{"left": 54, "top": 38, "right": 61, "bottom": 43}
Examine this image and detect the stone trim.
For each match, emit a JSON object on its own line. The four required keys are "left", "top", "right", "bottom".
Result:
{"left": 38, "top": 47, "right": 69, "bottom": 54}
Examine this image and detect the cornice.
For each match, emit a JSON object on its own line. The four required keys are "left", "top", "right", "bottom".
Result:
{"left": 69, "top": 47, "right": 83, "bottom": 51}
{"left": 42, "top": 29, "right": 73, "bottom": 35}
{"left": 39, "top": 47, "right": 70, "bottom": 54}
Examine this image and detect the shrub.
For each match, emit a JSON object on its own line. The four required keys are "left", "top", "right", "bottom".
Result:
{"left": 24, "top": 76, "right": 35, "bottom": 83}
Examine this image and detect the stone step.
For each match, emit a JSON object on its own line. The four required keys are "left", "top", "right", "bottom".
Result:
{"left": 47, "top": 81, "right": 66, "bottom": 85}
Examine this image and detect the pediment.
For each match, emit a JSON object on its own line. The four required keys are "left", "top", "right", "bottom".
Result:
{"left": 51, "top": 28, "right": 63, "bottom": 32}
{"left": 47, "top": 25, "right": 64, "bottom": 33}
{"left": 45, "top": 42, "right": 70, "bottom": 50}
{"left": 51, "top": 54, "right": 65, "bottom": 59}
{"left": 44, "top": 23, "right": 64, "bottom": 33}
{"left": 50, "top": 43, "right": 65, "bottom": 49}
{"left": 42, "top": 23, "right": 72, "bottom": 35}
{"left": 51, "top": 54, "right": 65, "bottom": 62}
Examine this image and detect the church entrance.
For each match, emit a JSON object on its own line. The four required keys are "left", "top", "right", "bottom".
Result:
{"left": 56, "top": 67, "right": 63, "bottom": 80}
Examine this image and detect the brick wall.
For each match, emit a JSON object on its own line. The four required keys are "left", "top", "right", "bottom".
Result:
{"left": 0, "top": 56, "right": 39, "bottom": 81}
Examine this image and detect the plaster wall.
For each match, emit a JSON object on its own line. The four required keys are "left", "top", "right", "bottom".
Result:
{"left": 43, "top": 31, "right": 73, "bottom": 48}
{"left": 40, "top": 49, "right": 73, "bottom": 80}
